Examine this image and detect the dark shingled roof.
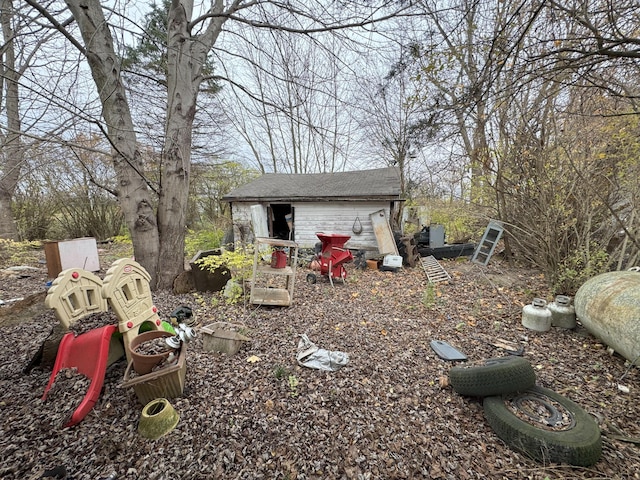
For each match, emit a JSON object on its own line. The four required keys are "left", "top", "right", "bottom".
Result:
{"left": 223, "top": 167, "right": 402, "bottom": 202}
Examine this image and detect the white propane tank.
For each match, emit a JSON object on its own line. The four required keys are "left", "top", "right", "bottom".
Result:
{"left": 522, "top": 298, "right": 552, "bottom": 332}
{"left": 548, "top": 295, "right": 576, "bottom": 329}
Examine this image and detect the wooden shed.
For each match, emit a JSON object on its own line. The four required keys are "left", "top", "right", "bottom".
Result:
{"left": 222, "top": 167, "right": 404, "bottom": 251}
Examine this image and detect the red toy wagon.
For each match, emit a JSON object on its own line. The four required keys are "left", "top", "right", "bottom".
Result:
{"left": 306, "top": 232, "right": 353, "bottom": 286}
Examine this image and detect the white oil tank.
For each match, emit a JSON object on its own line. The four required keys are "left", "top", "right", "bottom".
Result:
{"left": 574, "top": 270, "right": 640, "bottom": 363}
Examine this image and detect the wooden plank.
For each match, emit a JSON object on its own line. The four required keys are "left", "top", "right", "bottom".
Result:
{"left": 369, "top": 209, "right": 399, "bottom": 255}
{"left": 250, "top": 204, "right": 269, "bottom": 238}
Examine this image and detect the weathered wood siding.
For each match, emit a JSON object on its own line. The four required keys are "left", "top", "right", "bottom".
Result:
{"left": 229, "top": 203, "right": 254, "bottom": 244}
{"left": 292, "top": 201, "right": 390, "bottom": 250}
{"left": 230, "top": 201, "right": 393, "bottom": 251}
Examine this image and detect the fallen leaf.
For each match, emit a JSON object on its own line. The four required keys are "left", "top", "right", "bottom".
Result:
{"left": 618, "top": 384, "right": 630, "bottom": 394}
{"left": 4, "top": 242, "right": 637, "bottom": 478}
{"left": 246, "top": 355, "right": 261, "bottom": 363}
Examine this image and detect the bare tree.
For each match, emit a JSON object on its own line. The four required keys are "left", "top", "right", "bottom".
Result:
{"left": 403, "top": 0, "right": 524, "bottom": 204}
{"left": 492, "top": 0, "right": 640, "bottom": 279}
{"left": 2, "top": 0, "right": 110, "bottom": 241}
{"left": 533, "top": 1, "right": 640, "bottom": 66}
{"left": 354, "top": 48, "right": 435, "bottom": 199}
{"left": 217, "top": 21, "right": 358, "bottom": 174}
{"left": 0, "top": 0, "right": 25, "bottom": 239}
{"left": 24, "top": 0, "right": 406, "bottom": 289}
{"left": 398, "top": 0, "right": 639, "bottom": 286}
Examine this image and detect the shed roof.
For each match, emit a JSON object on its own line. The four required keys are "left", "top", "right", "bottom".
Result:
{"left": 223, "top": 167, "right": 402, "bottom": 202}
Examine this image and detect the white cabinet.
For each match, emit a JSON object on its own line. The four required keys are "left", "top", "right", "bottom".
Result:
{"left": 44, "top": 237, "right": 100, "bottom": 278}
{"left": 250, "top": 237, "right": 299, "bottom": 306}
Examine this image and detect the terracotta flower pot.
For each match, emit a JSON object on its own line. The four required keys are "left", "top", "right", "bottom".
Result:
{"left": 129, "top": 330, "right": 175, "bottom": 375}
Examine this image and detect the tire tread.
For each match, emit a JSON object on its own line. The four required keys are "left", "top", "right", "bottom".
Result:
{"left": 449, "top": 356, "right": 536, "bottom": 397}
{"left": 483, "top": 385, "right": 602, "bottom": 467}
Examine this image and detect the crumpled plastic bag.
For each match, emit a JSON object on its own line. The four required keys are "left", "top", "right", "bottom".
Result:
{"left": 296, "top": 334, "right": 349, "bottom": 371}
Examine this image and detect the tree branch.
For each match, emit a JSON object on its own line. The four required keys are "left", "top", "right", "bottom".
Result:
{"left": 23, "top": 0, "right": 84, "bottom": 53}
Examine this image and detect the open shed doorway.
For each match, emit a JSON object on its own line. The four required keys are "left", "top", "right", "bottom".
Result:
{"left": 269, "top": 204, "right": 293, "bottom": 241}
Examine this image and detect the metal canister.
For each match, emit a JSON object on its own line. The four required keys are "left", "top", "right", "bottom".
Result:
{"left": 522, "top": 298, "right": 552, "bottom": 332}
{"left": 548, "top": 295, "right": 576, "bottom": 329}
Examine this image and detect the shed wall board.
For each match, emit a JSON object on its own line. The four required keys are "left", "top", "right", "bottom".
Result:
{"left": 369, "top": 209, "right": 400, "bottom": 255}
{"left": 230, "top": 201, "right": 392, "bottom": 252}
{"left": 293, "top": 201, "right": 389, "bottom": 250}
{"left": 230, "top": 204, "right": 253, "bottom": 244}
{"left": 250, "top": 205, "right": 268, "bottom": 238}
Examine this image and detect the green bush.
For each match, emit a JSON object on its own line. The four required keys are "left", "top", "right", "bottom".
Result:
{"left": 196, "top": 243, "right": 254, "bottom": 281}
{"left": 222, "top": 279, "right": 244, "bottom": 304}
{"left": 0, "top": 239, "right": 42, "bottom": 266}
{"left": 111, "top": 234, "right": 132, "bottom": 245}
{"left": 430, "top": 208, "right": 479, "bottom": 243}
{"left": 13, "top": 196, "right": 56, "bottom": 241}
{"left": 553, "top": 244, "right": 610, "bottom": 295}
{"left": 195, "top": 244, "right": 255, "bottom": 305}
{"left": 185, "top": 228, "right": 224, "bottom": 259}
{"left": 49, "top": 195, "right": 124, "bottom": 241}
{"left": 410, "top": 200, "right": 480, "bottom": 243}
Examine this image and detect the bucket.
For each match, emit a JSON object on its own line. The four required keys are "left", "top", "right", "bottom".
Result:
{"left": 548, "top": 295, "right": 576, "bottom": 329}
{"left": 522, "top": 298, "right": 552, "bottom": 332}
{"left": 271, "top": 250, "right": 287, "bottom": 269}
{"left": 574, "top": 271, "right": 640, "bottom": 363}
{"left": 129, "top": 330, "right": 176, "bottom": 375}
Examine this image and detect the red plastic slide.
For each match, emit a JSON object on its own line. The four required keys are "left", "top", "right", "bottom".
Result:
{"left": 42, "top": 325, "right": 119, "bottom": 427}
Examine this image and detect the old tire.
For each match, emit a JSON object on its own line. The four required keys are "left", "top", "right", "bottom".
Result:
{"left": 483, "top": 385, "right": 602, "bottom": 467}
{"left": 449, "top": 356, "right": 536, "bottom": 397}
{"left": 306, "top": 273, "right": 317, "bottom": 284}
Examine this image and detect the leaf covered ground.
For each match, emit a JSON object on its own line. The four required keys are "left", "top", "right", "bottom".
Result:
{"left": 0, "top": 249, "right": 639, "bottom": 480}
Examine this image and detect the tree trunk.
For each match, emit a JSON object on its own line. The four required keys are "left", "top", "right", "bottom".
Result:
{"left": 0, "top": 0, "right": 22, "bottom": 240}
{"left": 0, "top": 190, "right": 17, "bottom": 239}
{"left": 155, "top": 1, "right": 198, "bottom": 290}
{"left": 65, "top": 0, "right": 160, "bottom": 285}
{"left": 154, "top": 0, "right": 228, "bottom": 289}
